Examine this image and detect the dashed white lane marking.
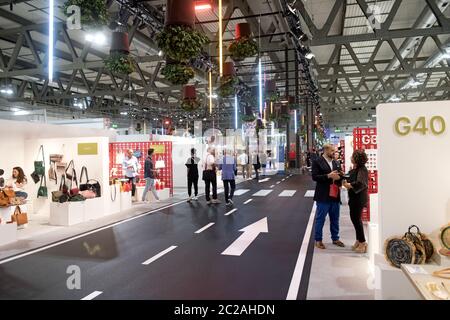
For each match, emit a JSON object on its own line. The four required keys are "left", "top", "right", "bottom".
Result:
{"left": 276, "top": 181, "right": 281, "bottom": 185}
{"left": 279, "top": 190, "right": 297, "bottom": 197}
{"left": 270, "top": 185, "right": 275, "bottom": 188}
{"left": 286, "top": 203, "right": 316, "bottom": 300}
{"left": 304, "top": 190, "right": 315, "bottom": 197}
{"left": 142, "top": 246, "right": 177, "bottom": 265}
{"left": 225, "top": 209, "right": 237, "bottom": 216}
{"left": 258, "top": 178, "right": 270, "bottom": 183}
{"left": 81, "top": 291, "right": 103, "bottom": 300}
{"left": 252, "top": 189, "right": 273, "bottom": 197}
{"left": 195, "top": 223, "right": 215, "bottom": 234}
{"left": 234, "top": 189, "right": 250, "bottom": 196}
{"left": 243, "top": 199, "right": 253, "bottom": 204}
{"left": 225, "top": 208, "right": 237, "bottom": 216}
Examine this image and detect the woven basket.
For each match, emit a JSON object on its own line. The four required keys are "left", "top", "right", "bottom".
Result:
{"left": 384, "top": 236, "right": 416, "bottom": 268}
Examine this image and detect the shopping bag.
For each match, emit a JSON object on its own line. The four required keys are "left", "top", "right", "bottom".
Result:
{"left": 329, "top": 183, "right": 340, "bottom": 198}
{"left": 155, "top": 156, "right": 165, "bottom": 169}
{"left": 11, "top": 206, "right": 28, "bottom": 226}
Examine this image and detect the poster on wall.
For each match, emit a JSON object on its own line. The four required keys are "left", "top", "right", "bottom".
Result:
{"left": 109, "top": 142, "right": 173, "bottom": 195}
{"left": 78, "top": 143, "right": 98, "bottom": 155}
{"left": 353, "top": 128, "right": 378, "bottom": 221}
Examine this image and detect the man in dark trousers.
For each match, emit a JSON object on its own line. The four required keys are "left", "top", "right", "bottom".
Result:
{"left": 312, "top": 144, "right": 345, "bottom": 249}
{"left": 185, "top": 148, "right": 200, "bottom": 202}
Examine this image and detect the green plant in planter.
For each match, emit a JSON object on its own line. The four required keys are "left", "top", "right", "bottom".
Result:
{"left": 289, "top": 103, "right": 300, "bottom": 111}
{"left": 267, "top": 92, "right": 279, "bottom": 102}
{"left": 267, "top": 112, "right": 279, "bottom": 122}
{"left": 278, "top": 113, "right": 291, "bottom": 123}
{"left": 157, "top": 25, "right": 209, "bottom": 62}
{"left": 105, "top": 53, "right": 135, "bottom": 75}
{"left": 218, "top": 77, "right": 238, "bottom": 98}
{"left": 63, "top": 0, "right": 109, "bottom": 29}
{"left": 181, "top": 99, "right": 201, "bottom": 112}
{"left": 229, "top": 37, "right": 258, "bottom": 61}
{"left": 161, "top": 64, "right": 195, "bottom": 85}
{"left": 241, "top": 113, "right": 256, "bottom": 122}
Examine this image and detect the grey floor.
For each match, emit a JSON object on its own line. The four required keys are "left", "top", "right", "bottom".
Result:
{"left": 307, "top": 196, "right": 375, "bottom": 300}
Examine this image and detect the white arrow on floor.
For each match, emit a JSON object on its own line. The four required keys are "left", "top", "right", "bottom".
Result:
{"left": 221, "top": 217, "right": 268, "bottom": 256}
{"left": 258, "top": 177, "right": 270, "bottom": 183}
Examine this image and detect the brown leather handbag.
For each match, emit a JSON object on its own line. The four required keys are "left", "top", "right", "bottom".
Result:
{"left": 11, "top": 206, "right": 28, "bottom": 226}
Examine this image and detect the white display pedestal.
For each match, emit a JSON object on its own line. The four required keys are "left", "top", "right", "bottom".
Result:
{"left": 0, "top": 222, "right": 17, "bottom": 246}
{"left": 120, "top": 192, "right": 132, "bottom": 211}
{"left": 50, "top": 202, "right": 85, "bottom": 226}
{"left": 84, "top": 197, "right": 104, "bottom": 221}
{"left": 0, "top": 204, "right": 28, "bottom": 225}
{"left": 368, "top": 223, "right": 380, "bottom": 272}
{"left": 148, "top": 188, "right": 170, "bottom": 201}
{"left": 374, "top": 253, "right": 421, "bottom": 300}
{"left": 108, "top": 185, "right": 121, "bottom": 215}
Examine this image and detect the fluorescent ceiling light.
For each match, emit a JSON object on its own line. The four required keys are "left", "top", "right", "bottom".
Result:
{"left": 14, "top": 110, "right": 30, "bottom": 116}
{"left": 408, "top": 80, "right": 422, "bottom": 87}
{"left": 120, "top": 112, "right": 128, "bottom": 115}
{"left": 195, "top": 4, "right": 212, "bottom": 10}
{"left": 85, "top": 32, "right": 106, "bottom": 45}
{"left": 366, "top": 119, "right": 372, "bottom": 122}
{"left": 389, "top": 96, "right": 401, "bottom": 102}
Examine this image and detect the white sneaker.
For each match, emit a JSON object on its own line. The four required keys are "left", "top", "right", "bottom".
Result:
{"left": 187, "top": 197, "right": 192, "bottom": 203}
{"left": 193, "top": 196, "right": 198, "bottom": 201}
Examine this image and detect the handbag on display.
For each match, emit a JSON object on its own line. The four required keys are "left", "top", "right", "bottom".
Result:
{"left": 11, "top": 206, "right": 28, "bottom": 226}
{"left": 33, "top": 145, "right": 45, "bottom": 176}
{"left": 110, "top": 183, "right": 117, "bottom": 201}
{"left": 408, "top": 225, "right": 434, "bottom": 261}
{"left": 79, "top": 166, "right": 102, "bottom": 197}
{"left": 155, "top": 156, "right": 165, "bottom": 169}
{"left": 68, "top": 194, "right": 85, "bottom": 202}
{"left": 30, "top": 171, "right": 40, "bottom": 184}
{"left": 37, "top": 175, "right": 48, "bottom": 198}
{"left": 10, "top": 197, "right": 26, "bottom": 206}
{"left": 49, "top": 154, "right": 63, "bottom": 163}
{"left": 122, "top": 182, "right": 132, "bottom": 192}
{"left": 329, "top": 182, "right": 340, "bottom": 198}
{"left": 0, "top": 189, "right": 12, "bottom": 207}
{"left": 79, "top": 189, "right": 96, "bottom": 199}
{"left": 52, "top": 175, "right": 69, "bottom": 203}
{"left": 65, "top": 160, "right": 75, "bottom": 180}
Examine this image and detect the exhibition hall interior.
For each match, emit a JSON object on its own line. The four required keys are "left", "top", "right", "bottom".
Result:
{"left": 0, "top": 0, "right": 449, "bottom": 303}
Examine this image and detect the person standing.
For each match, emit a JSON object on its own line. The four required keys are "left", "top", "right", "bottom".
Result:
{"left": 203, "top": 147, "right": 220, "bottom": 204}
{"left": 123, "top": 148, "right": 140, "bottom": 200}
{"left": 260, "top": 151, "right": 267, "bottom": 176}
{"left": 219, "top": 149, "right": 237, "bottom": 206}
{"left": 252, "top": 151, "right": 260, "bottom": 180}
{"left": 7, "top": 167, "right": 28, "bottom": 199}
{"left": 185, "top": 148, "right": 200, "bottom": 202}
{"left": 238, "top": 151, "right": 249, "bottom": 179}
{"left": 142, "top": 148, "right": 159, "bottom": 203}
{"left": 312, "top": 144, "right": 345, "bottom": 249}
{"left": 343, "top": 150, "right": 369, "bottom": 253}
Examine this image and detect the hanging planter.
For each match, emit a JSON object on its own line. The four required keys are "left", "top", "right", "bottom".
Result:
{"left": 161, "top": 62, "right": 195, "bottom": 85}
{"left": 181, "top": 85, "right": 201, "bottom": 112}
{"left": 105, "top": 53, "right": 135, "bottom": 75}
{"left": 165, "top": 0, "right": 195, "bottom": 27}
{"left": 241, "top": 105, "right": 256, "bottom": 122}
{"left": 157, "top": 25, "right": 209, "bottom": 62}
{"left": 229, "top": 24, "right": 258, "bottom": 61}
{"left": 218, "top": 61, "right": 238, "bottom": 97}
{"left": 110, "top": 31, "right": 130, "bottom": 54}
{"left": 63, "top": 0, "right": 109, "bottom": 30}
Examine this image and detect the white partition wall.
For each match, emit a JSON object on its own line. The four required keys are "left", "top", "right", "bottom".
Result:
{"left": 377, "top": 101, "right": 450, "bottom": 245}
{"left": 376, "top": 101, "right": 450, "bottom": 299}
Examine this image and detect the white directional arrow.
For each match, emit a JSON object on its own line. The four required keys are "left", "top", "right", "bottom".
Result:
{"left": 221, "top": 218, "right": 269, "bottom": 256}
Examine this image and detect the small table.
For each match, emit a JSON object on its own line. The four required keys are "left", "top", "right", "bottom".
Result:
{"left": 401, "top": 264, "right": 450, "bottom": 300}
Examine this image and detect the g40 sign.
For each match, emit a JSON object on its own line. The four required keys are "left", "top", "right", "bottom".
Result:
{"left": 66, "top": 5, "right": 82, "bottom": 30}
{"left": 394, "top": 116, "right": 447, "bottom": 136}
{"left": 361, "top": 134, "right": 377, "bottom": 146}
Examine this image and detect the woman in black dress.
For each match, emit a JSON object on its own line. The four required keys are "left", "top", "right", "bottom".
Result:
{"left": 343, "top": 149, "right": 369, "bottom": 253}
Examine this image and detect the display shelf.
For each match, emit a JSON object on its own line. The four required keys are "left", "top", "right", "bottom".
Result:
{"left": 0, "top": 222, "right": 17, "bottom": 246}
{"left": 120, "top": 192, "right": 132, "bottom": 211}
{"left": 84, "top": 197, "right": 104, "bottom": 221}
{"left": 49, "top": 202, "right": 85, "bottom": 226}
{"left": 401, "top": 264, "right": 450, "bottom": 300}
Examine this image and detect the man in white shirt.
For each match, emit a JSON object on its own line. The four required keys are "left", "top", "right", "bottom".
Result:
{"left": 122, "top": 149, "right": 140, "bottom": 199}
{"left": 203, "top": 147, "right": 220, "bottom": 204}
{"left": 238, "top": 152, "right": 249, "bottom": 179}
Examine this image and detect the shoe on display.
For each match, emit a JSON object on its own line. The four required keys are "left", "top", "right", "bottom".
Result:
{"left": 333, "top": 240, "right": 345, "bottom": 247}
{"left": 315, "top": 241, "right": 326, "bottom": 249}
{"left": 354, "top": 242, "right": 368, "bottom": 254}
{"left": 352, "top": 241, "right": 360, "bottom": 251}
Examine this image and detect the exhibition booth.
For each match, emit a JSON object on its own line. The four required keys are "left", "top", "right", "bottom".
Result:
{"left": 374, "top": 100, "right": 450, "bottom": 299}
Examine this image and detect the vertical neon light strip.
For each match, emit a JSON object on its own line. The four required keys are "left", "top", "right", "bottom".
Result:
{"left": 258, "top": 58, "right": 263, "bottom": 115}
{"left": 294, "top": 110, "right": 298, "bottom": 132}
{"left": 234, "top": 94, "right": 238, "bottom": 129}
{"left": 219, "top": 0, "right": 223, "bottom": 77}
{"left": 48, "top": 0, "right": 54, "bottom": 82}
{"left": 209, "top": 71, "right": 213, "bottom": 114}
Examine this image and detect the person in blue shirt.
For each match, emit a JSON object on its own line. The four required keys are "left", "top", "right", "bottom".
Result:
{"left": 219, "top": 149, "right": 237, "bottom": 206}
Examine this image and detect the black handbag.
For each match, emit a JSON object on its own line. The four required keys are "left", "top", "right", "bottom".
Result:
{"left": 37, "top": 174, "right": 48, "bottom": 198}
{"left": 65, "top": 160, "right": 75, "bottom": 180}
{"left": 34, "top": 145, "right": 45, "bottom": 176}
{"left": 80, "top": 166, "right": 101, "bottom": 197}
{"left": 30, "top": 171, "right": 40, "bottom": 184}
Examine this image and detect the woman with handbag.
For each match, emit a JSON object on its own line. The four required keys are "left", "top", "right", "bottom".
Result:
{"left": 122, "top": 149, "right": 140, "bottom": 200}
{"left": 203, "top": 147, "right": 220, "bottom": 205}
{"left": 7, "top": 167, "right": 28, "bottom": 199}
{"left": 343, "top": 150, "right": 369, "bottom": 253}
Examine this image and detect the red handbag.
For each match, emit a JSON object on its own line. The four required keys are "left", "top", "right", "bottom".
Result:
{"left": 329, "top": 183, "right": 340, "bottom": 198}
